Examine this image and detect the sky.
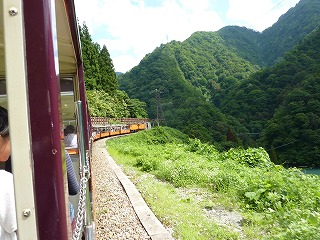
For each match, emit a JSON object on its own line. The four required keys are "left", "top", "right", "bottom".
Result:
{"left": 74, "top": 0, "right": 301, "bottom": 73}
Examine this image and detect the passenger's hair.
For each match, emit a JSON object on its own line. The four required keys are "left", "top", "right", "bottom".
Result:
{"left": 0, "top": 106, "right": 9, "bottom": 137}
{"left": 64, "top": 125, "right": 76, "bottom": 135}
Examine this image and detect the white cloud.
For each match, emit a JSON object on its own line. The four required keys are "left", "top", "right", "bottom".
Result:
{"left": 75, "top": 0, "right": 301, "bottom": 72}
{"left": 227, "top": 0, "right": 300, "bottom": 31}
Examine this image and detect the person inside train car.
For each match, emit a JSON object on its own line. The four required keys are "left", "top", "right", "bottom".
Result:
{"left": 64, "top": 125, "right": 78, "bottom": 148}
{"left": 4, "top": 150, "right": 79, "bottom": 195}
{"left": 0, "top": 106, "right": 17, "bottom": 240}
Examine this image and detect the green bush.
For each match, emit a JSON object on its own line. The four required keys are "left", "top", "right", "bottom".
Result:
{"left": 221, "top": 147, "right": 273, "bottom": 168}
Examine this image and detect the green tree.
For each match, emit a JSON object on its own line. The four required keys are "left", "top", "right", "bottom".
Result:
{"left": 127, "top": 99, "right": 148, "bottom": 118}
{"left": 79, "top": 23, "right": 100, "bottom": 90}
{"left": 98, "top": 45, "right": 118, "bottom": 94}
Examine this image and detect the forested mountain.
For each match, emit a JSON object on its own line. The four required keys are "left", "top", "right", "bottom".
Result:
{"left": 117, "top": 41, "right": 233, "bottom": 143}
{"left": 215, "top": 0, "right": 320, "bottom": 68}
{"left": 260, "top": 0, "right": 320, "bottom": 66}
{"left": 117, "top": 0, "right": 320, "bottom": 166}
{"left": 118, "top": 33, "right": 257, "bottom": 144}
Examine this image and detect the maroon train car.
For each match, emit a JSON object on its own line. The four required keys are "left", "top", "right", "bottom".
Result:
{"left": 0, "top": 0, "right": 94, "bottom": 239}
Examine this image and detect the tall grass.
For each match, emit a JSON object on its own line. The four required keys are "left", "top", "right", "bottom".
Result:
{"left": 107, "top": 127, "right": 320, "bottom": 239}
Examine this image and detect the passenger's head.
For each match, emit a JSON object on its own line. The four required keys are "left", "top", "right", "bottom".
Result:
{"left": 0, "top": 106, "right": 10, "bottom": 162}
{"left": 64, "top": 125, "right": 76, "bottom": 136}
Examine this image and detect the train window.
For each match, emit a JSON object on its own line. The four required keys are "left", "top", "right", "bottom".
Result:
{"left": 61, "top": 77, "right": 76, "bottom": 123}
{"left": 60, "top": 77, "right": 74, "bottom": 92}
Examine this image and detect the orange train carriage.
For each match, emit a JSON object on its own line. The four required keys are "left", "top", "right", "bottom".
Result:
{"left": 89, "top": 117, "right": 150, "bottom": 142}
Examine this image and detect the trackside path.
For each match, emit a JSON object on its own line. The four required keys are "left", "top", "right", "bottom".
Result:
{"left": 91, "top": 139, "right": 174, "bottom": 240}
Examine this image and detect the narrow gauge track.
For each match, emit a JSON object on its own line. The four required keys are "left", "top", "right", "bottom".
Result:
{"left": 91, "top": 138, "right": 174, "bottom": 240}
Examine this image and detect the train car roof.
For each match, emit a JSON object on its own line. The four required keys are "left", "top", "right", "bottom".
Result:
{"left": 0, "top": 0, "right": 82, "bottom": 76}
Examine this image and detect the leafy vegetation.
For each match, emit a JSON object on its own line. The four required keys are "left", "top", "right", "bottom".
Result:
{"left": 107, "top": 127, "right": 320, "bottom": 239}
{"left": 79, "top": 24, "right": 117, "bottom": 93}
{"left": 86, "top": 89, "right": 147, "bottom": 118}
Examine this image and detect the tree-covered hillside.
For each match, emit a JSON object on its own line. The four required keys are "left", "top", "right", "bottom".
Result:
{"left": 217, "top": 26, "right": 262, "bottom": 67}
{"left": 179, "top": 31, "right": 260, "bottom": 106}
{"left": 224, "top": 28, "right": 320, "bottom": 167}
{"left": 117, "top": 0, "right": 320, "bottom": 166}
{"left": 118, "top": 42, "right": 234, "bottom": 143}
{"left": 260, "top": 0, "right": 320, "bottom": 66}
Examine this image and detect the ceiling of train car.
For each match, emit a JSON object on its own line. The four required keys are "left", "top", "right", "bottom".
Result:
{"left": 55, "top": 0, "right": 78, "bottom": 74}
{"left": 0, "top": 0, "right": 77, "bottom": 76}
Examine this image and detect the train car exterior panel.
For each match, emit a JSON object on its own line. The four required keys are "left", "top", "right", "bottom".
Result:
{"left": 101, "top": 132, "right": 110, "bottom": 138}
{"left": 120, "top": 129, "right": 130, "bottom": 134}
{"left": 130, "top": 124, "right": 139, "bottom": 131}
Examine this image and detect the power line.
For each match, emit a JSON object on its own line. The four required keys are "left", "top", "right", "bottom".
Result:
{"left": 264, "top": 0, "right": 313, "bottom": 25}
{"left": 265, "top": 0, "right": 290, "bottom": 15}
{"left": 267, "top": 140, "right": 298, "bottom": 151}
{"left": 246, "top": 0, "right": 300, "bottom": 30}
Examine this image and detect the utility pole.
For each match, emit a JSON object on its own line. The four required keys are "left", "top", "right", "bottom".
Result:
{"left": 154, "top": 89, "right": 166, "bottom": 126}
